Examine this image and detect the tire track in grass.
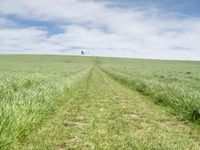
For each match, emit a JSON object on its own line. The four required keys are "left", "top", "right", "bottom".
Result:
{"left": 17, "top": 66, "right": 200, "bottom": 149}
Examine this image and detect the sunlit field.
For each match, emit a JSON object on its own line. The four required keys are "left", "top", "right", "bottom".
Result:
{"left": 0, "top": 55, "right": 199, "bottom": 149}
{"left": 99, "top": 57, "right": 200, "bottom": 121}
{"left": 0, "top": 55, "right": 91, "bottom": 149}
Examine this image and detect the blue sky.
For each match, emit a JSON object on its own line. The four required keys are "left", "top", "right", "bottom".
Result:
{"left": 109, "top": 0, "right": 200, "bottom": 17}
{"left": 0, "top": 0, "right": 199, "bottom": 60}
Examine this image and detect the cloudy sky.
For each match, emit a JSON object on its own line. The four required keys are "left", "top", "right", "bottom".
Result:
{"left": 0, "top": 0, "right": 200, "bottom": 60}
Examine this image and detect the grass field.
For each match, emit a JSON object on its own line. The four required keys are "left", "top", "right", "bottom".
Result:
{"left": 0, "top": 55, "right": 200, "bottom": 149}
{"left": 0, "top": 55, "right": 91, "bottom": 149}
{"left": 99, "top": 58, "right": 200, "bottom": 122}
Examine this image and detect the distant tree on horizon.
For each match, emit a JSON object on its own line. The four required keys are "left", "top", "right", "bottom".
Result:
{"left": 81, "top": 51, "right": 84, "bottom": 55}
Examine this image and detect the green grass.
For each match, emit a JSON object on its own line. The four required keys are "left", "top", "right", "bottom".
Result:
{"left": 15, "top": 66, "right": 200, "bottom": 149}
{"left": 0, "top": 55, "right": 200, "bottom": 149}
{"left": 99, "top": 57, "right": 200, "bottom": 122}
{"left": 0, "top": 55, "right": 91, "bottom": 149}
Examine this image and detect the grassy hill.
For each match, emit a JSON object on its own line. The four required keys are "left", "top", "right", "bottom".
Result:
{"left": 0, "top": 55, "right": 199, "bottom": 149}
{"left": 99, "top": 57, "right": 200, "bottom": 121}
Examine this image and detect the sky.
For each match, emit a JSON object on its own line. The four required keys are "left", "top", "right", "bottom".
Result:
{"left": 0, "top": 0, "right": 200, "bottom": 60}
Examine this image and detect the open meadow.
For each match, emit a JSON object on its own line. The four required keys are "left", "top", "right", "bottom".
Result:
{"left": 0, "top": 55, "right": 91, "bottom": 149}
{"left": 99, "top": 57, "right": 200, "bottom": 122}
{"left": 0, "top": 55, "right": 200, "bottom": 149}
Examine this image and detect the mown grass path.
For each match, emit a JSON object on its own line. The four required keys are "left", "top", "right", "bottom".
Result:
{"left": 16, "top": 66, "right": 200, "bottom": 149}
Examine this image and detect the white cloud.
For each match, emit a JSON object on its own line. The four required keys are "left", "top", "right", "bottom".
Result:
{"left": 0, "top": 18, "right": 15, "bottom": 27}
{"left": 0, "top": 0, "right": 199, "bottom": 60}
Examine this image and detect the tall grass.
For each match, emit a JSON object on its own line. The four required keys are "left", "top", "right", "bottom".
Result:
{"left": 99, "top": 57, "right": 200, "bottom": 122}
{"left": 0, "top": 55, "right": 91, "bottom": 149}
